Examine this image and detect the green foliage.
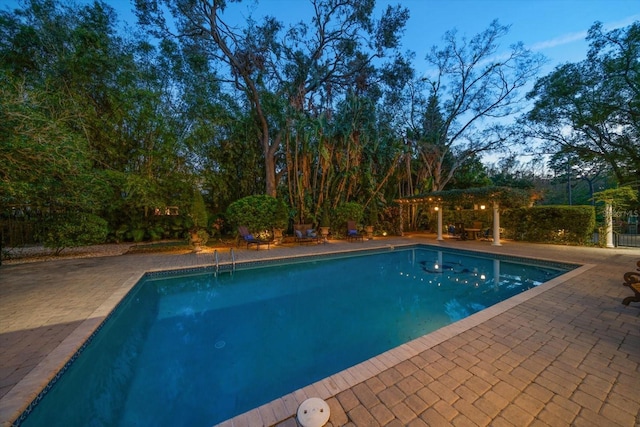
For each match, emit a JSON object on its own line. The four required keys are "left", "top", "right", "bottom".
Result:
{"left": 197, "top": 229, "right": 210, "bottom": 245}
{"left": 439, "top": 209, "right": 493, "bottom": 232}
{"left": 0, "top": 0, "right": 212, "bottom": 245}
{"left": 402, "top": 186, "right": 532, "bottom": 209}
{"left": 190, "top": 190, "right": 208, "bottom": 230}
{"left": 592, "top": 185, "right": 638, "bottom": 233}
{"left": 592, "top": 186, "right": 638, "bottom": 206}
{"left": 189, "top": 229, "right": 209, "bottom": 246}
{"left": 0, "top": 76, "right": 106, "bottom": 211}
{"left": 502, "top": 205, "right": 596, "bottom": 245}
{"left": 334, "top": 202, "right": 364, "bottom": 231}
{"left": 131, "top": 228, "right": 146, "bottom": 243}
{"left": 367, "top": 203, "right": 378, "bottom": 226}
{"left": 320, "top": 204, "right": 331, "bottom": 227}
{"left": 381, "top": 205, "right": 401, "bottom": 236}
{"left": 226, "top": 195, "right": 289, "bottom": 233}
{"left": 135, "top": 0, "right": 410, "bottom": 197}
{"left": 524, "top": 22, "right": 640, "bottom": 186}
{"left": 487, "top": 154, "right": 537, "bottom": 190}
{"left": 417, "top": 21, "right": 545, "bottom": 191}
{"left": 113, "top": 215, "right": 187, "bottom": 243}
{"left": 6, "top": 0, "right": 602, "bottom": 247}
{"left": 448, "top": 154, "right": 492, "bottom": 189}
{"left": 42, "top": 213, "right": 109, "bottom": 255}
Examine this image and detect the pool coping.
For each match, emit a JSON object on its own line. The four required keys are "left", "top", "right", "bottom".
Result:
{"left": 2, "top": 243, "right": 592, "bottom": 426}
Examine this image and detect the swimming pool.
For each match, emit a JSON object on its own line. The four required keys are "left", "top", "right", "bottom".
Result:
{"left": 17, "top": 246, "right": 575, "bottom": 426}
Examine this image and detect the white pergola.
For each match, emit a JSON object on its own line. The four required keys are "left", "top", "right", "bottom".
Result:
{"left": 395, "top": 186, "right": 535, "bottom": 246}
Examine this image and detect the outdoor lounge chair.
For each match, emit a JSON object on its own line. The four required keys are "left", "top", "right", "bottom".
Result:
{"left": 622, "top": 261, "right": 640, "bottom": 306}
{"left": 293, "top": 224, "right": 320, "bottom": 244}
{"left": 346, "top": 221, "right": 364, "bottom": 242}
{"left": 238, "top": 226, "right": 270, "bottom": 250}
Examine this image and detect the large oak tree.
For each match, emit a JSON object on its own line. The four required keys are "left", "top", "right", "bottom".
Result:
{"left": 522, "top": 21, "right": 640, "bottom": 186}
{"left": 134, "top": 0, "right": 408, "bottom": 197}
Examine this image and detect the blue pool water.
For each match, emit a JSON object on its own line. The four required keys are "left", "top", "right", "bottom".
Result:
{"left": 19, "top": 246, "right": 573, "bottom": 426}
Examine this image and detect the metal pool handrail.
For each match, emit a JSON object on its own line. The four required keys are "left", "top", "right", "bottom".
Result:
{"left": 230, "top": 248, "right": 236, "bottom": 272}
{"left": 214, "top": 248, "right": 236, "bottom": 275}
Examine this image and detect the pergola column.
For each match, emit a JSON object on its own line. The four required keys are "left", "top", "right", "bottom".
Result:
{"left": 492, "top": 202, "right": 501, "bottom": 246}
{"left": 436, "top": 206, "right": 444, "bottom": 241}
{"left": 605, "top": 201, "right": 614, "bottom": 248}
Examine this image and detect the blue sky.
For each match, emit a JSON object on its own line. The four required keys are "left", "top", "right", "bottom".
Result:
{"left": 214, "top": 0, "right": 639, "bottom": 77}
{"left": 396, "top": 0, "right": 639, "bottom": 76}
{"left": 5, "top": 0, "right": 638, "bottom": 75}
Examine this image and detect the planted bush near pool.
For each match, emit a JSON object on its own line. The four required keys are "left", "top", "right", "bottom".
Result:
{"left": 226, "top": 195, "right": 288, "bottom": 233}
{"left": 333, "top": 202, "right": 364, "bottom": 233}
{"left": 502, "top": 205, "right": 595, "bottom": 245}
{"left": 43, "top": 213, "right": 109, "bottom": 255}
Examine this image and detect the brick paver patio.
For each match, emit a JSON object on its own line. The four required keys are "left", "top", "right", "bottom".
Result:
{"left": 1, "top": 236, "right": 638, "bottom": 426}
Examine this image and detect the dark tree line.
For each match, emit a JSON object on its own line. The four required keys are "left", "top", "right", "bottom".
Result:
{"left": 1, "top": 0, "right": 635, "bottom": 247}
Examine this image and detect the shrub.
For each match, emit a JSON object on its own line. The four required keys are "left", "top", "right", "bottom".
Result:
{"left": 226, "top": 195, "right": 289, "bottom": 233}
{"left": 189, "top": 229, "right": 209, "bottom": 246}
{"left": 131, "top": 228, "right": 146, "bottom": 242}
{"left": 367, "top": 203, "right": 378, "bottom": 227}
{"left": 381, "top": 205, "right": 401, "bottom": 236}
{"left": 502, "top": 205, "right": 595, "bottom": 245}
{"left": 334, "top": 202, "right": 364, "bottom": 232}
{"left": 43, "top": 213, "right": 109, "bottom": 255}
{"left": 190, "top": 190, "right": 208, "bottom": 230}
{"left": 320, "top": 203, "right": 331, "bottom": 227}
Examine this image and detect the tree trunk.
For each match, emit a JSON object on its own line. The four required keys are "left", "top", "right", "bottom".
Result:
{"left": 263, "top": 129, "right": 281, "bottom": 197}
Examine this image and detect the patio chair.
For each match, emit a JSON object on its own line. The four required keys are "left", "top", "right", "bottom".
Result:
{"left": 454, "top": 222, "right": 468, "bottom": 240}
{"left": 237, "top": 226, "right": 270, "bottom": 250}
{"left": 346, "top": 221, "right": 364, "bottom": 242}
{"left": 622, "top": 262, "right": 640, "bottom": 306}
{"left": 480, "top": 228, "right": 492, "bottom": 241}
{"left": 293, "top": 224, "right": 320, "bottom": 244}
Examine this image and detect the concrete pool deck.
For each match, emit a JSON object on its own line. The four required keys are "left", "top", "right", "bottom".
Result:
{"left": 0, "top": 235, "right": 638, "bottom": 426}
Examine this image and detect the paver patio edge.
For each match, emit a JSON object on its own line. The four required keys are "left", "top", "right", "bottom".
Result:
{"left": 219, "top": 264, "right": 598, "bottom": 426}
{"left": 1, "top": 237, "right": 638, "bottom": 427}
{"left": 0, "top": 272, "right": 145, "bottom": 425}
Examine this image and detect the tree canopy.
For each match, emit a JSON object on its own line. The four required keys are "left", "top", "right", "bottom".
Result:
{"left": 134, "top": 0, "right": 410, "bottom": 198}
{"left": 3, "top": 0, "right": 633, "bottom": 246}
{"left": 522, "top": 21, "right": 640, "bottom": 187}
{"left": 412, "top": 20, "right": 546, "bottom": 192}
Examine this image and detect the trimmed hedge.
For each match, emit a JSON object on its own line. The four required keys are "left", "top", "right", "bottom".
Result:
{"left": 502, "top": 205, "right": 595, "bottom": 245}
{"left": 43, "top": 213, "right": 109, "bottom": 255}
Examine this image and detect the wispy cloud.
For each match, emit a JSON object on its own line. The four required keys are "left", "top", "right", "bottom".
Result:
{"left": 530, "top": 31, "right": 587, "bottom": 51}
{"left": 530, "top": 14, "right": 640, "bottom": 52}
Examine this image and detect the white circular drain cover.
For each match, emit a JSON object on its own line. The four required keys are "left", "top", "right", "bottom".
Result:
{"left": 297, "top": 397, "right": 330, "bottom": 427}
{"left": 214, "top": 340, "right": 225, "bottom": 349}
